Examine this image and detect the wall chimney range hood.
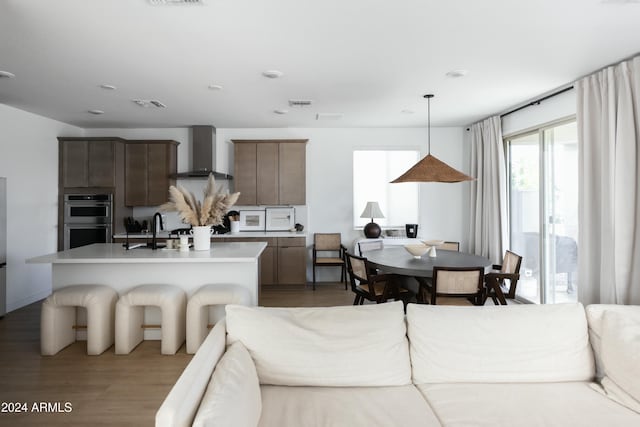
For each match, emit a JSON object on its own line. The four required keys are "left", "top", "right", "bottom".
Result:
{"left": 173, "top": 125, "right": 233, "bottom": 180}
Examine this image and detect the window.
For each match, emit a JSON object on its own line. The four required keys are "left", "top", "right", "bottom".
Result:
{"left": 353, "top": 150, "right": 419, "bottom": 228}
{"left": 506, "top": 119, "right": 578, "bottom": 304}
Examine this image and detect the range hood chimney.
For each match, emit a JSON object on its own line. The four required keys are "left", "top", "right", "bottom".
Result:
{"left": 173, "top": 125, "right": 233, "bottom": 180}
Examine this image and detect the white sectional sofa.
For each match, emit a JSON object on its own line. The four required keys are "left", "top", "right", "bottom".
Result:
{"left": 156, "top": 301, "right": 640, "bottom": 427}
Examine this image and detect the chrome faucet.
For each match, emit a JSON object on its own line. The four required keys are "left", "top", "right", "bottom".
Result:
{"left": 151, "top": 212, "right": 164, "bottom": 250}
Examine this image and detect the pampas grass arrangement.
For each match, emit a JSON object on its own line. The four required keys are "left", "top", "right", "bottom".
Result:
{"left": 159, "top": 174, "right": 240, "bottom": 227}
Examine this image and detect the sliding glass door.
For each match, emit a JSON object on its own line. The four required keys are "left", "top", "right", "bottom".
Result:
{"left": 507, "top": 120, "right": 578, "bottom": 304}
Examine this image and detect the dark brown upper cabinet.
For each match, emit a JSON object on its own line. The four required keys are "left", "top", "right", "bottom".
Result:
{"left": 125, "top": 140, "right": 178, "bottom": 206}
{"left": 232, "top": 139, "right": 307, "bottom": 205}
{"left": 59, "top": 138, "right": 123, "bottom": 188}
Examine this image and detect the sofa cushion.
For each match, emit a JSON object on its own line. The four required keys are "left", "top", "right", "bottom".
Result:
{"left": 585, "top": 304, "right": 640, "bottom": 379}
{"left": 416, "top": 382, "right": 639, "bottom": 426}
{"left": 226, "top": 301, "right": 411, "bottom": 387}
{"left": 192, "top": 341, "right": 261, "bottom": 427}
{"left": 597, "top": 308, "right": 640, "bottom": 413}
{"left": 407, "top": 303, "right": 594, "bottom": 383}
{"left": 258, "top": 385, "right": 441, "bottom": 427}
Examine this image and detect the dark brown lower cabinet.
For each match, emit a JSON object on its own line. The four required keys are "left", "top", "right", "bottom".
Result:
{"left": 221, "top": 236, "right": 305, "bottom": 286}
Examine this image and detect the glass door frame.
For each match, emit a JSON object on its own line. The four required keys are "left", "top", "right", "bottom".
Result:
{"left": 504, "top": 116, "right": 576, "bottom": 304}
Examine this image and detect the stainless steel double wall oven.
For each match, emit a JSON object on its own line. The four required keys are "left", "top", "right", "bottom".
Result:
{"left": 63, "top": 193, "right": 113, "bottom": 249}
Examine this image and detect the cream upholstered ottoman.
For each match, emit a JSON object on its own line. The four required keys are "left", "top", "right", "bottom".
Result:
{"left": 186, "top": 284, "right": 251, "bottom": 353}
{"left": 40, "top": 284, "right": 118, "bottom": 356}
{"left": 115, "top": 284, "right": 186, "bottom": 355}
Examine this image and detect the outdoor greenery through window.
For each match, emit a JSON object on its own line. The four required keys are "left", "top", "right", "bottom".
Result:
{"left": 507, "top": 119, "right": 578, "bottom": 304}
{"left": 353, "top": 150, "right": 419, "bottom": 228}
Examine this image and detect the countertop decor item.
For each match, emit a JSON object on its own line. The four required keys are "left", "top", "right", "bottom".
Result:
{"left": 391, "top": 94, "right": 474, "bottom": 183}
{"left": 360, "top": 201, "right": 385, "bottom": 238}
{"left": 160, "top": 173, "right": 240, "bottom": 227}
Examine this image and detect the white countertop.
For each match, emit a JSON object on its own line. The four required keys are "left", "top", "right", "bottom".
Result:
{"left": 113, "top": 231, "right": 307, "bottom": 239}
{"left": 27, "top": 242, "right": 267, "bottom": 264}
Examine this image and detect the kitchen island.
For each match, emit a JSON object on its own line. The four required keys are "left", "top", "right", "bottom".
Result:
{"left": 28, "top": 242, "right": 266, "bottom": 337}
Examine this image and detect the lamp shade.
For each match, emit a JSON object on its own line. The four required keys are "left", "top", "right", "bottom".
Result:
{"left": 360, "top": 201, "right": 385, "bottom": 220}
{"left": 391, "top": 154, "right": 474, "bottom": 183}
{"left": 391, "top": 94, "right": 475, "bottom": 184}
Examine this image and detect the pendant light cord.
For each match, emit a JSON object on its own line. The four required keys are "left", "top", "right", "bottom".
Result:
{"left": 424, "top": 94, "right": 434, "bottom": 155}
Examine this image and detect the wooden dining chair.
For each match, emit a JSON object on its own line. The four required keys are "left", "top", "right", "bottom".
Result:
{"left": 439, "top": 241, "right": 460, "bottom": 251}
{"left": 344, "top": 252, "right": 412, "bottom": 309}
{"left": 418, "top": 266, "right": 485, "bottom": 305}
{"left": 312, "top": 233, "right": 348, "bottom": 290}
{"left": 357, "top": 239, "right": 383, "bottom": 256}
{"left": 484, "top": 250, "right": 523, "bottom": 305}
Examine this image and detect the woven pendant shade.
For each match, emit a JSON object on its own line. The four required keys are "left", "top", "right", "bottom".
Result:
{"left": 391, "top": 93, "right": 474, "bottom": 184}
{"left": 391, "top": 154, "right": 474, "bottom": 183}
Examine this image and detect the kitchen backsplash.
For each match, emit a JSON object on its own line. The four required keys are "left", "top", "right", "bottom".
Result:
{"left": 132, "top": 204, "right": 308, "bottom": 233}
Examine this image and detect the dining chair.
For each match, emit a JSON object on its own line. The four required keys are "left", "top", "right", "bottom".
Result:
{"left": 312, "top": 233, "right": 348, "bottom": 290}
{"left": 484, "top": 250, "right": 523, "bottom": 305}
{"left": 418, "top": 266, "right": 485, "bottom": 305}
{"left": 357, "top": 239, "right": 383, "bottom": 256}
{"left": 439, "top": 241, "right": 460, "bottom": 251}
{"left": 344, "top": 252, "right": 413, "bottom": 309}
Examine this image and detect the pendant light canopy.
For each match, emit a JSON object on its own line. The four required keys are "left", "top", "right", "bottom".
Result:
{"left": 391, "top": 94, "right": 474, "bottom": 183}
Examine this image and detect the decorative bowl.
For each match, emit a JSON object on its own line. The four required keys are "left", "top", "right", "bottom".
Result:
{"left": 404, "top": 244, "right": 429, "bottom": 259}
{"left": 422, "top": 239, "right": 445, "bottom": 247}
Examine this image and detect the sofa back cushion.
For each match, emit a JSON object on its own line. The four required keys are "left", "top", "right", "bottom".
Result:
{"left": 407, "top": 303, "right": 595, "bottom": 384}
{"left": 225, "top": 301, "right": 411, "bottom": 387}
{"left": 585, "top": 304, "right": 640, "bottom": 379}
{"left": 598, "top": 308, "right": 640, "bottom": 413}
{"left": 192, "top": 341, "right": 261, "bottom": 427}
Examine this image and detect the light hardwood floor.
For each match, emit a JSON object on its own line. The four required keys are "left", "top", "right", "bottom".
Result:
{"left": 0, "top": 283, "right": 369, "bottom": 426}
{"left": 0, "top": 282, "right": 474, "bottom": 426}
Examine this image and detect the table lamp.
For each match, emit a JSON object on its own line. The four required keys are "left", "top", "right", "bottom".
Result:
{"left": 360, "top": 201, "right": 385, "bottom": 238}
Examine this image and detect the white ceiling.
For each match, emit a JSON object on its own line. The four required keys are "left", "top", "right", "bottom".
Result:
{"left": 0, "top": 0, "right": 639, "bottom": 129}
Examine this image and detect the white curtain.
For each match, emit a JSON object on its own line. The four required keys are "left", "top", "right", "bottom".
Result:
{"left": 468, "top": 116, "right": 508, "bottom": 264}
{"left": 576, "top": 55, "right": 640, "bottom": 305}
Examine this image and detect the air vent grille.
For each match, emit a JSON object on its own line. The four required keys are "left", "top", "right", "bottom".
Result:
{"left": 288, "top": 99, "right": 313, "bottom": 107}
{"left": 132, "top": 99, "right": 167, "bottom": 108}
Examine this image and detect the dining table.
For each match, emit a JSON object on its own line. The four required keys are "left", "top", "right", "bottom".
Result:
{"left": 363, "top": 246, "right": 497, "bottom": 303}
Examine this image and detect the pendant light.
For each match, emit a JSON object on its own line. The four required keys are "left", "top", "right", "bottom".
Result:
{"left": 391, "top": 94, "right": 474, "bottom": 183}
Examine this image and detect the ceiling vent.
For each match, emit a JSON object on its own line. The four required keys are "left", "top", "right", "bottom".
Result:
{"left": 288, "top": 99, "right": 313, "bottom": 107}
{"left": 132, "top": 99, "right": 167, "bottom": 108}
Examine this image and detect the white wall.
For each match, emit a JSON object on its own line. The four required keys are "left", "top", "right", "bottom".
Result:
{"left": 0, "top": 104, "right": 83, "bottom": 312}
{"left": 501, "top": 89, "right": 576, "bottom": 136}
{"left": 218, "top": 127, "right": 470, "bottom": 282}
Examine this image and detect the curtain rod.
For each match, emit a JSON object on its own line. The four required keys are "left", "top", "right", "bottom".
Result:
{"left": 465, "top": 85, "right": 574, "bottom": 131}
{"left": 500, "top": 85, "right": 574, "bottom": 118}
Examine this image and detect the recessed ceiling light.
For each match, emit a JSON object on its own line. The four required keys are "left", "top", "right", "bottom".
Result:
{"left": 401, "top": 109, "right": 415, "bottom": 114}
{"left": 0, "top": 70, "right": 16, "bottom": 79}
{"left": 88, "top": 109, "right": 105, "bottom": 115}
{"left": 274, "top": 109, "right": 289, "bottom": 115}
{"left": 262, "top": 70, "right": 284, "bottom": 79}
{"left": 208, "top": 84, "right": 223, "bottom": 90}
{"left": 99, "top": 84, "right": 117, "bottom": 90}
{"left": 446, "top": 70, "right": 468, "bottom": 78}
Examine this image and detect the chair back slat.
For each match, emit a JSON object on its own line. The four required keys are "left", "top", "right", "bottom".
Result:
{"left": 314, "top": 233, "right": 342, "bottom": 251}
{"left": 501, "top": 250, "right": 523, "bottom": 274}
{"left": 435, "top": 269, "right": 482, "bottom": 294}
{"left": 358, "top": 240, "right": 384, "bottom": 255}
{"left": 439, "top": 241, "right": 460, "bottom": 251}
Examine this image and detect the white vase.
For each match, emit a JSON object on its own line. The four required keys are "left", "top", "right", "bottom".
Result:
{"left": 191, "top": 226, "right": 212, "bottom": 251}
